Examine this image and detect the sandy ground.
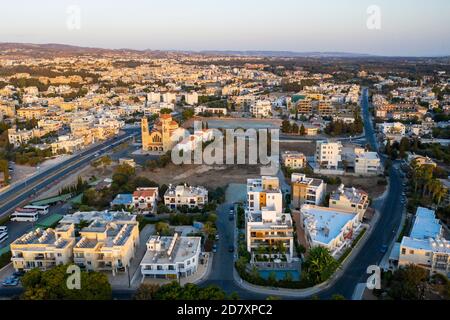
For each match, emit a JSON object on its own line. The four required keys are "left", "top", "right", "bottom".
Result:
{"left": 330, "top": 175, "right": 386, "bottom": 199}
{"left": 9, "top": 155, "right": 73, "bottom": 185}
{"left": 139, "top": 163, "right": 261, "bottom": 189}
{"left": 279, "top": 142, "right": 316, "bottom": 157}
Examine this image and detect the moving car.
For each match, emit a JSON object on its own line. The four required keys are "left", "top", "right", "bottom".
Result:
{"left": 228, "top": 245, "right": 234, "bottom": 253}
{"left": 380, "top": 245, "right": 388, "bottom": 254}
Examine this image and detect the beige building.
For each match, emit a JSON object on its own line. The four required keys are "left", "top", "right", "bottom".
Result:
{"left": 291, "top": 173, "right": 326, "bottom": 208}
{"left": 329, "top": 184, "right": 369, "bottom": 221}
{"left": 10, "top": 224, "right": 76, "bottom": 272}
{"left": 164, "top": 184, "right": 208, "bottom": 209}
{"left": 282, "top": 151, "right": 307, "bottom": 169}
{"left": 73, "top": 219, "right": 139, "bottom": 275}
{"left": 17, "top": 106, "right": 47, "bottom": 120}
{"left": 141, "top": 114, "right": 179, "bottom": 153}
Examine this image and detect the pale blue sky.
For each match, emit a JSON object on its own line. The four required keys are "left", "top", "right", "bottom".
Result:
{"left": 0, "top": 0, "right": 449, "bottom": 56}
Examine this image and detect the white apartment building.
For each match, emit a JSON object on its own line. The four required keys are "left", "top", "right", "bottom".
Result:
{"left": 162, "top": 92, "right": 177, "bottom": 104}
{"left": 300, "top": 204, "right": 361, "bottom": 257}
{"left": 291, "top": 173, "right": 326, "bottom": 208}
{"left": 147, "top": 92, "right": 161, "bottom": 103}
{"left": 379, "top": 122, "right": 406, "bottom": 136}
{"left": 194, "top": 105, "right": 227, "bottom": 116}
{"left": 399, "top": 207, "right": 450, "bottom": 277}
{"left": 329, "top": 184, "right": 369, "bottom": 221}
{"left": 185, "top": 92, "right": 199, "bottom": 105}
{"left": 246, "top": 176, "right": 283, "bottom": 214}
{"left": 246, "top": 176, "right": 294, "bottom": 261}
{"left": 315, "top": 141, "right": 342, "bottom": 169}
{"left": 354, "top": 148, "right": 381, "bottom": 175}
{"left": 140, "top": 234, "right": 202, "bottom": 280}
{"left": 164, "top": 184, "right": 208, "bottom": 209}
{"left": 51, "top": 135, "right": 84, "bottom": 154}
{"left": 250, "top": 100, "right": 272, "bottom": 118}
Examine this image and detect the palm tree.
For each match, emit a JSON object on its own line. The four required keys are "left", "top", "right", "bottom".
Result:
{"left": 434, "top": 184, "right": 447, "bottom": 206}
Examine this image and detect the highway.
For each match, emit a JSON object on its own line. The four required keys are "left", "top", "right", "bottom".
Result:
{"left": 0, "top": 127, "right": 139, "bottom": 221}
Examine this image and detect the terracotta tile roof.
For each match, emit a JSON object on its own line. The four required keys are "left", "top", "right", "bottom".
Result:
{"left": 133, "top": 188, "right": 157, "bottom": 198}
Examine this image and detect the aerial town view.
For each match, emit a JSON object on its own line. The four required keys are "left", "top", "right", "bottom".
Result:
{"left": 0, "top": 0, "right": 449, "bottom": 314}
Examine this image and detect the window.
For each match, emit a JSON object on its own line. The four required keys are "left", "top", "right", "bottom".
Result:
{"left": 409, "top": 250, "right": 414, "bottom": 255}
{"left": 401, "top": 248, "right": 406, "bottom": 255}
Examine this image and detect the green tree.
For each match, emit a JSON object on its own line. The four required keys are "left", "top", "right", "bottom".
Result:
{"left": 303, "top": 247, "right": 338, "bottom": 285}
{"left": 388, "top": 264, "right": 429, "bottom": 300}
{"left": 21, "top": 264, "right": 111, "bottom": 300}
{"left": 300, "top": 124, "right": 306, "bottom": 136}
{"left": 134, "top": 283, "right": 160, "bottom": 300}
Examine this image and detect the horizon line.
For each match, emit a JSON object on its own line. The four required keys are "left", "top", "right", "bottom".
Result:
{"left": 1, "top": 41, "right": 450, "bottom": 59}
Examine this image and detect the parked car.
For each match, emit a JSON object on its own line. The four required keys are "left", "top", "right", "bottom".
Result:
{"left": 380, "top": 245, "right": 388, "bottom": 254}
{"left": 12, "top": 271, "right": 25, "bottom": 278}
{"left": 1, "top": 276, "right": 19, "bottom": 287}
{"left": 212, "top": 244, "right": 217, "bottom": 253}
{"left": 215, "top": 234, "right": 219, "bottom": 241}
{"left": 228, "top": 245, "right": 234, "bottom": 253}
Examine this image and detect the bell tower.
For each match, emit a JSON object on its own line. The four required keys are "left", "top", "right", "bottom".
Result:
{"left": 141, "top": 117, "right": 150, "bottom": 151}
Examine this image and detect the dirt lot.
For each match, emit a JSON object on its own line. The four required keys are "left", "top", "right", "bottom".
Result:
{"left": 327, "top": 175, "right": 387, "bottom": 199}
{"left": 138, "top": 163, "right": 261, "bottom": 189}
{"left": 279, "top": 142, "right": 316, "bottom": 156}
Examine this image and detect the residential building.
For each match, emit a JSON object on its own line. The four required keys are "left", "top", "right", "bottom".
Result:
{"left": 354, "top": 148, "right": 381, "bottom": 175}
{"left": 408, "top": 154, "right": 437, "bottom": 168}
{"left": 10, "top": 224, "right": 76, "bottom": 272}
{"left": 185, "top": 92, "right": 199, "bottom": 105}
{"left": 194, "top": 106, "right": 227, "bottom": 116}
{"left": 73, "top": 219, "right": 139, "bottom": 275}
{"left": 282, "top": 151, "right": 306, "bottom": 169}
{"left": 291, "top": 173, "right": 326, "bottom": 208}
{"left": 110, "top": 194, "right": 134, "bottom": 209}
{"left": 133, "top": 187, "right": 159, "bottom": 211}
{"left": 300, "top": 204, "right": 362, "bottom": 257}
{"left": 164, "top": 184, "right": 208, "bottom": 209}
{"left": 250, "top": 100, "right": 272, "bottom": 118}
{"left": 246, "top": 176, "right": 282, "bottom": 214}
{"left": 140, "top": 234, "right": 202, "bottom": 280}
{"left": 315, "top": 140, "right": 342, "bottom": 169}
{"left": 399, "top": 207, "right": 449, "bottom": 277}
{"left": 245, "top": 177, "right": 294, "bottom": 261}
{"left": 329, "top": 184, "right": 369, "bottom": 221}
{"left": 379, "top": 122, "right": 406, "bottom": 136}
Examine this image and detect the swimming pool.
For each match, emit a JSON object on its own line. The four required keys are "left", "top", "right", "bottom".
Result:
{"left": 259, "top": 270, "right": 300, "bottom": 281}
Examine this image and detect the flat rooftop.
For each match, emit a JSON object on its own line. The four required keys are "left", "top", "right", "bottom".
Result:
{"left": 140, "top": 235, "right": 201, "bottom": 265}
{"left": 410, "top": 207, "right": 441, "bottom": 240}
{"left": 301, "top": 205, "right": 357, "bottom": 245}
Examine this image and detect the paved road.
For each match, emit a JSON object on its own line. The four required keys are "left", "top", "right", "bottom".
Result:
{"left": 0, "top": 128, "right": 139, "bottom": 222}
{"left": 198, "top": 88, "right": 405, "bottom": 299}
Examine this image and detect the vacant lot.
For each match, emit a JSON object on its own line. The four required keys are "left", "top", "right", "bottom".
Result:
{"left": 279, "top": 142, "right": 316, "bottom": 156}
{"left": 329, "top": 175, "right": 387, "bottom": 199}
{"left": 139, "top": 163, "right": 261, "bottom": 189}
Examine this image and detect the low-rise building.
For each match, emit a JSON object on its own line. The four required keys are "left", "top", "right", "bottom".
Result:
{"left": 140, "top": 233, "right": 202, "bottom": 280}
{"left": 133, "top": 187, "right": 159, "bottom": 211}
{"left": 398, "top": 207, "right": 449, "bottom": 276}
{"left": 73, "top": 219, "right": 139, "bottom": 275}
{"left": 10, "top": 224, "right": 76, "bottom": 272}
{"left": 291, "top": 173, "right": 326, "bottom": 208}
{"left": 164, "top": 184, "right": 208, "bottom": 209}
{"left": 329, "top": 184, "right": 369, "bottom": 221}
{"left": 282, "top": 151, "right": 306, "bottom": 169}
{"left": 300, "top": 204, "right": 362, "bottom": 257}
